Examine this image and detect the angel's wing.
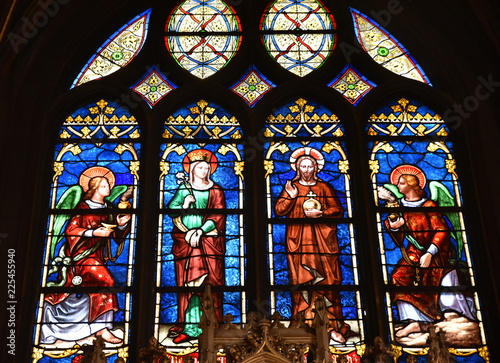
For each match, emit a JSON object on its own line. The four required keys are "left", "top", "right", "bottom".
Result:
{"left": 50, "top": 185, "right": 82, "bottom": 259}
{"left": 429, "top": 181, "right": 464, "bottom": 258}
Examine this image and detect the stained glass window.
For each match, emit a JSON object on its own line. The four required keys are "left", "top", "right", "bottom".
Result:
{"left": 328, "top": 65, "right": 376, "bottom": 106}
{"left": 71, "top": 10, "right": 151, "bottom": 89}
{"left": 131, "top": 66, "right": 177, "bottom": 108}
{"left": 32, "top": 100, "right": 140, "bottom": 362}
{"left": 368, "top": 98, "right": 488, "bottom": 360}
{"left": 264, "top": 98, "right": 365, "bottom": 356}
{"left": 351, "top": 8, "right": 432, "bottom": 85}
{"left": 166, "top": 0, "right": 242, "bottom": 79}
{"left": 261, "top": 0, "right": 336, "bottom": 77}
{"left": 230, "top": 66, "right": 276, "bottom": 107}
{"left": 156, "top": 100, "right": 246, "bottom": 358}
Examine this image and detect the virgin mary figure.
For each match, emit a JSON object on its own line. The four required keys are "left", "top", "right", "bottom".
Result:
{"left": 167, "top": 149, "right": 226, "bottom": 344}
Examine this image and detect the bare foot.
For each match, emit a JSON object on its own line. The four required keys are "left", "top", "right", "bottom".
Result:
{"left": 330, "top": 330, "right": 346, "bottom": 344}
{"left": 396, "top": 322, "right": 421, "bottom": 338}
{"left": 96, "top": 328, "right": 122, "bottom": 344}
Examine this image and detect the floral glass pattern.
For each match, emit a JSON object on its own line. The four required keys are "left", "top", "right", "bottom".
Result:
{"left": 131, "top": 66, "right": 177, "bottom": 108}
{"left": 32, "top": 100, "right": 140, "bottom": 362}
{"left": 261, "top": 0, "right": 336, "bottom": 77}
{"left": 230, "top": 66, "right": 276, "bottom": 107}
{"left": 351, "top": 8, "right": 432, "bottom": 85}
{"left": 328, "top": 65, "right": 376, "bottom": 106}
{"left": 368, "top": 98, "right": 488, "bottom": 359}
{"left": 71, "top": 9, "right": 151, "bottom": 89}
{"left": 166, "top": 0, "right": 242, "bottom": 79}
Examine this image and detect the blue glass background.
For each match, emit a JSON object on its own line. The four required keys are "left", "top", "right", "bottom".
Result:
{"left": 159, "top": 292, "right": 242, "bottom": 324}
{"left": 160, "top": 143, "right": 244, "bottom": 210}
{"left": 51, "top": 143, "right": 139, "bottom": 206}
{"left": 368, "top": 140, "right": 459, "bottom": 202}
{"left": 159, "top": 215, "right": 244, "bottom": 288}
{"left": 271, "top": 223, "right": 356, "bottom": 286}
{"left": 266, "top": 141, "right": 349, "bottom": 218}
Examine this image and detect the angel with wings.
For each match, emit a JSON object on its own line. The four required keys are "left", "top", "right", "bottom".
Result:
{"left": 40, "top": 166, "right": 133, "bottom": 345}
{"left": 377, "top": 165, "right": 477, "bottom": 340}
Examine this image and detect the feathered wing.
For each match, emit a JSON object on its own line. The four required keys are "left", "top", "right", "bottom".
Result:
{"left": 50, "top": 185, "right": 82, "bottom": 259}
{"left": 429, "top": 181, "right": 464, "bottom": 258}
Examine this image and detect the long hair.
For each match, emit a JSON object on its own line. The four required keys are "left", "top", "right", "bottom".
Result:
{"left": 292, "top": 156, "right": 318, "bottom": 182}
{"left": 401, "top": 174, "right": 426, "bottom": 198}
{"left": 83, "top": 176, "right": 108, "bottom": 200}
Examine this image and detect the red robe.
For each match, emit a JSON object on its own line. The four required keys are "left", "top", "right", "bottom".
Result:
{"left": 386, "top": 199, "right": 452, "bottom": 320}
{"left": 45, "top": 201, "right": 129, "bottom": 322}
{"left": 275, "top": 180, "right": 344, "bottom": 324}
{"left": 170, "top": 185, "right": 226, "bottom": 323}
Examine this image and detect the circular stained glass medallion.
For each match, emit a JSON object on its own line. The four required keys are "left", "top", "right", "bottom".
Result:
{"left": 166, "top": 0, "right": 242, "bottom": 79}
{"left": 261, "top": 0, "right": 336, "bottom": 77}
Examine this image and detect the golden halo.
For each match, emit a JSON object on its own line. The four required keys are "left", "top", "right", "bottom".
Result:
{"left": 390, "top": 164, "right": 426, "bottom": 189}
{"left": 290, "top": 147, "right": 325, "bottom": 171}
{"left": 79, "top": 166, "right": 116, "bottom": 192}
{"left": 183, "top": 149, "right": 218, "bottom": 174}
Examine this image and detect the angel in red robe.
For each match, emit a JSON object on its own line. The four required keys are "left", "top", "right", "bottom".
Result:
{"left": 382, "top": 165, "right": 477, "bottom": 339}
{"left": 167, "top": 150, "right": 226, "bottom": 344}
{"left": 41, "top": 167, "right": 131, "bottom": 345}
{"left": 275, "top": 147, "right": 351, "bottom": 344}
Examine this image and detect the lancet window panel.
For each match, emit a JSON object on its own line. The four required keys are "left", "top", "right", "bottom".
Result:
{"left": 264, "top": 98, "right": 365, "bottom": 355}
{"left": 368, "top": 98, "right": 488, "bottom": 359}
{"left": 156, "top": 100, "right": 246, "bottom": 358}
{"left": 32, "top": 100, "right": 140, "bottom": 363}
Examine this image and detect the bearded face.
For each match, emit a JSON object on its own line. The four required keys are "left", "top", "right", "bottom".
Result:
{"left": 298, "top": 157, "right": 317, "bottom": 182}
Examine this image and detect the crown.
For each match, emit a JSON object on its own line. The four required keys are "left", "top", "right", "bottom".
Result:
{"left": 187, "top": 150, "right": 212, "bottom": 163}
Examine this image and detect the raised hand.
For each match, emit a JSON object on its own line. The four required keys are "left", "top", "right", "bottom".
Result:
{"left": 285, "top": 181, "right": 298, "bottom": 199}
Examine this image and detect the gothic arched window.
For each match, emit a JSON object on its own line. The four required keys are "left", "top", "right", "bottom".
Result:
{"left": 28, "top": 2, "right": 492, "bottom": 362}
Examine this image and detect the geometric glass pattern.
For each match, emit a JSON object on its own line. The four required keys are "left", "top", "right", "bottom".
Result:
{"left": 156, "top": 100, "right": 246, "bottom": 357}
{"left": 230, "top": 66, "right": 276, "bottom": 107}
{"left": 71, "top": 9, "right": 151, "bottom": 89}
{"left": 32, "top": 100, "right": 140, "bottom": 362}
{"left": 165, "top": 0, "right": 242, "bottom": 79}
{"left": 328, "top": 65, "right": 376, "bottom": 106}
{"left": 368, "top": 98, "right": 488, "bottom": 359}
{"left": 264, "top": 98, "right": 365, "bottom": 354}
{"left": 351, "top": 8, "right": 432, "bottom": 86}
{"left": 131, "top": 66, "right": 177, "bottom": 108}
{"left": 261, "top": 0, "right": 336, "bottom": 77}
